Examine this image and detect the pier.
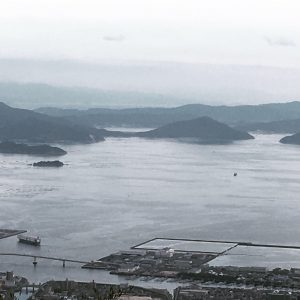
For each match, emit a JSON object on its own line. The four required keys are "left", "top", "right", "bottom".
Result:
{"left": 132, "top": 237, "right": 300, "bottom": 251}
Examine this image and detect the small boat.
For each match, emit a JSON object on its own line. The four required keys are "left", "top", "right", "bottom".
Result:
{"left": 17, "top": 234, "right": 41, "bottom": 246}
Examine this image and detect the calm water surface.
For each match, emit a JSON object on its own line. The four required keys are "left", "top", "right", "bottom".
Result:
{"left": 0, "top": 133, "right": 300, "bottom": 284}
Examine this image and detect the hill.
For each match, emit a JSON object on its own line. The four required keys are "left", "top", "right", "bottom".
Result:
{"left": 0, "top": 102, "right": 104, "bottom": 143}
{"left": 100, "top": 117, "right": 254, "bottom": 143}
{"left": 280, "top": 133, "right": 300, "bottom": 145}
{"left": 136, "top": 117, "right": 254, "bottom": 142}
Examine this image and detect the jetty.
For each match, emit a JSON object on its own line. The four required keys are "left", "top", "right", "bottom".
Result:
{"left": 0, "top": 229, "right": 26, "bottom": 240}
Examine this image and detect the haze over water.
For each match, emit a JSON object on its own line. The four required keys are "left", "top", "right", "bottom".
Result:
{"left": 1, "top": 133, "right": 300, "bottom": 282}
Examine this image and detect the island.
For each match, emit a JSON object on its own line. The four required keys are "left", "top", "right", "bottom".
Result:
{"left": 0, "top": 141, "right": 67, "bottom": 156}
{"left": 136, "top": 117, "right": 254, "bottom": 141}
{"left": 32, "top": 160, "right": 64, "bottom": 167}
{"left": 99, "top": 117, "right": 254, "bottom": 143}
{"left": 280, "top": 133, "right": 300, "bottom": 145}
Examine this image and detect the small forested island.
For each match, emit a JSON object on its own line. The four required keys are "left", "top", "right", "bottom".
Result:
{"left": 280, "top": 133, "right": 300, "bottom": 145}
{"left": 33, "top": 160, "right": 64, "bottom": 167}
{"left": 0, "top": 141, "right": 67, "bottom": 156}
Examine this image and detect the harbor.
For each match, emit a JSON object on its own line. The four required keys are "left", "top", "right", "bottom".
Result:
{"left": 4, "top": 233, "right": 300, "bottom": 298}
{"left": 4, "top": 232, "right": 300, "bottom": 274}
{"left": 84, "top": 237, "right": 300, "bottom": 276}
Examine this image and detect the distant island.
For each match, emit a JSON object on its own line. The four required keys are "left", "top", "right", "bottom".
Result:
{"left": 280, "top": 133, "right": 300, "bottom": 145}
{"left": 32, "top": 160, "right": 64, "bottom": 167}
{"left": 0, "top": 141, "right": 67, "bottom": 156}
{"left": 100, "top": 117, "right": 254, "bottom": 143}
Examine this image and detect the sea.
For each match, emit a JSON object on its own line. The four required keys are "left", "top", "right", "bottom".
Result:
{"left": 1, "top": 133, "right": 300, "bottom": 288}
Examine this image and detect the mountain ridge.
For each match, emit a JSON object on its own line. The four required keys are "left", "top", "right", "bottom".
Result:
{"left": 37, "top": 101, "right": 300, "bottom": 128}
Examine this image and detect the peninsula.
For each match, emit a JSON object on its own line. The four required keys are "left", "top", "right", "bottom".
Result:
{"left": 280, "top": 132, "right": 300, "bottom": 145}
{"left": 0, "top": 102, "right": 104, "bottom": 144}
{"left": 0, "top": 141, "right": 67, "bottom": 156}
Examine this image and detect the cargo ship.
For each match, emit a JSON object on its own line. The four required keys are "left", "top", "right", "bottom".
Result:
{"left": 17, "top": 234, "right": 41, "bottom": 246}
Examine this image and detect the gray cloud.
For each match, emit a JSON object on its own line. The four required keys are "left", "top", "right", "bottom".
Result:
{"left": 264, "top": 36, "right": 296, "bottom": 47}
{"left": 103, "top": 35, "right": 125, "bottom": 42}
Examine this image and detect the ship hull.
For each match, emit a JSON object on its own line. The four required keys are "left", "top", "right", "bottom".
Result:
{"left": 18, "top": 239, "right": 40, "bottom": 246}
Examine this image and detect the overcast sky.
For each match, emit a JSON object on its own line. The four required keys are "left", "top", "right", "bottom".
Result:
{"left": 1, "top": 0, "right": 300, "bottom": 68}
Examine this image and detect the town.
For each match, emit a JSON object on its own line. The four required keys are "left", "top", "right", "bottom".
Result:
{"left": 3, "top": 235, "right": 300, "bottom": 299}
{"left": 3, "top": 275, "right": 300, "bottom": 300}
